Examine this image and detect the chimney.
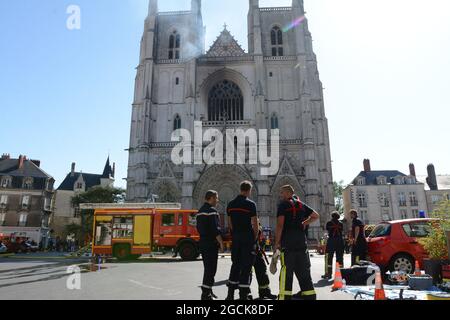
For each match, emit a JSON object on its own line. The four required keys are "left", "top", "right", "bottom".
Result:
{"left": 18, "top": 155, "right": 26, "bottom": 169}
{"left": 363, "top": 159, "right": 371, "bottom": 172}
{"left": 1, "top": 153, "right": 10, "bottom": 160}
{"left": 426, "top": 164, "right": 438, "bottom": 191}
{"left": 31, "top": 159, "right": 41, "bottom": 167}
{"left": 71, "top": 162, "right": 76, "bottom": 177}
{"left": 409, "top": 163, "right": 416, "bottom": 177}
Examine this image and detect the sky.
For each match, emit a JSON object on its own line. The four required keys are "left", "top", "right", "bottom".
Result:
{"left": 0, "top": 0, "right": 449, "bottom": 190}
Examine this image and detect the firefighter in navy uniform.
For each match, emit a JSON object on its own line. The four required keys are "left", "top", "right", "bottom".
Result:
{"left": 322, "top": 211, "right": 344, "bottom": 279}
{"left": 275, "top": 185, "right": 320, "bottom": 300}
{"left": 226, "top": 181, "right": 259, "bottom": 300}
{"left": 253, "top": 223, "right": 277, "bottom": 300}
{"left": 350, "top": 209, "right": 368, "bottom": 266}
{"left": 196, "top": 190, "right": 224, "bottom": 300}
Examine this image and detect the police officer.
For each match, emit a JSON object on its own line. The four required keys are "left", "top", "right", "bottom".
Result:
{"left": 196, "top": 190, "right": 224, "bottom": 300}
{"left": 253, "top": 222, "right": 277, "bottom": 300}
{"left": 226, "top": 181, "right": 259, "bottom": 300}
{"left": 350, "top": 209, "right": 368, "bottom": 266}
{"left": 275, "top": 185, "right": 320, "bottom": 300}
{"left": 322, "top": 211, "right": 344, "bottom": 279}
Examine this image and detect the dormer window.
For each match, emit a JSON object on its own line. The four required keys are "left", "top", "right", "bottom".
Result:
{"left": 270, "top": 26, "right": 283, "bottom": 57}
{"left": 168, "top": 31, "right": 181, "bottom": 60}
{"left": 356, "top": 177, "right": 365, "bottom": 185}
{"left": 377, "top": 176, "right": 387, "bottom": 185}
{"left": 1, "top": 176, "right": 12, "bottom": 188}
{"left": 23, "top": 177, "right": 33, "bottom": 190}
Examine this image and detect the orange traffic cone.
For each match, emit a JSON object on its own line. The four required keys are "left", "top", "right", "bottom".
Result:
{"left": 331, "top": 262, "right": 344, "bottom": 291}
{"left": 414, "top": 260, "right": 421, "bottom": 276}
{"left": 374, "top": 269, "right": 387, "bottom": 300}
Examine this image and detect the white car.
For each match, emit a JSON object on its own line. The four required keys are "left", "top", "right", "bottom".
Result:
{"left": 0, "top": 243, "right": 7, "bottom": 254}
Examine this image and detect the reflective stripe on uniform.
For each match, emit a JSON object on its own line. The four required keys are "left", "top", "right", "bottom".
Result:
{"left": 228, "top": 281, "right": 239, "bottom": 285}
{"left": 279, "top": 252, "right": 287, "bottom": 300}
{"left": 301, "top": 290, "right": 316, "bottom": 296}
{"left": 196, "top": 212, "right": 219, "bottom": 217}
{"left": 259, "top": 285, "right": 269, "bottom": 290}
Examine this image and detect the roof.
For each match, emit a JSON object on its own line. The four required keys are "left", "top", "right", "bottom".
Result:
{"left": 352, "top": 170, "right": 407, "bottom": 185}
{"left": 206, "top": 27, "right": 245, "bottom": 57}
{"left": 57, "top": 172, "right": 103, "bottom": 191}
{"left": 0, "top": 158, "right": 52, "bottom": 179}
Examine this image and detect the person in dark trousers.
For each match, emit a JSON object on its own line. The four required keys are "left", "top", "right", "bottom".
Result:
{"left": 350, "top": 209, "right": 368, "bottom": 266}
{"left": 226, "top": 181, "right": 259, "bottom": 300}
{"left": 275, "top": 185, "right": 320, "bottom": 300}
{"left": 253, "top": 222, "right": 277, "bottom": 300}
{"left": 196, "top": 190, "right": 224, "bottom": 300}
{"left": 322, "top": 211, "right": 344, "bottom": 279}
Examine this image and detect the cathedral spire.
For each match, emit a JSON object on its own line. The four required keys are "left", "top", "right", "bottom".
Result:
{"left": 148, "top": 0, "right": 158, "bottom": 16}
{"left": 292, "top": 0, "right": 305, "bottom": 14}
{"left": 191, "top": 0, "right": 201, "bottom": 14}
{"left": 249, "top": 0, "right": 259, "bottom": 9}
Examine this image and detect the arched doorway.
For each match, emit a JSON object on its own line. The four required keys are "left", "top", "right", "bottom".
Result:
{"left": 208, "top": 80, "right": 244, "bottom": 121}
{"left": 193, "top": 165, "right": 256, "bottom": 228}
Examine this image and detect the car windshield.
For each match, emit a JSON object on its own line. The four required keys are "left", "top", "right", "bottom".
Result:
{"left": 369, "top": 224, "right": 391, "bottom": 238}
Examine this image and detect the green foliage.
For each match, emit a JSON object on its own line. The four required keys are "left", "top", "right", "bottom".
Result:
{"left": 333, "top": 180, "right": 345, "bottom": 215}
{"left": 419, "top": 200, "right": 450, "bottom": 260}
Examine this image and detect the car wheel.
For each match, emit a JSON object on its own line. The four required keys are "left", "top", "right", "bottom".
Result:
{"left": 389, "top": 254, "right": 414, "bottom": 274}
{"left": 178, "top": 242, "right": 198, "bottom": 261}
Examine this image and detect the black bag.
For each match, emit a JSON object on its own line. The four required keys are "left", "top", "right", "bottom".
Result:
{"left": 341, "top": 266, "right": 377, "bottom": 286}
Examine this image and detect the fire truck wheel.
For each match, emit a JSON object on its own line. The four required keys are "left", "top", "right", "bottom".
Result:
{"left": 178, "top": 242, "right": 198, "bottom": 261}
{"left": 113, "top": 244, "right": 131, "bottom": 260}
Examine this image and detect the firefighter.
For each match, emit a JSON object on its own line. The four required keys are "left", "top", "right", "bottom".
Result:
{"left": 196, "top": 190, "right": 224, "bottom": 300}
{"left": 226, "top": 181, "right": 259, "bottom": 300}
{"left": 350, "top": 209, "right": 368, "bottom": 266}
{"left": 322, "top": 211, "right": 344, "bottom": 279}
{"left": 275, "top": 185, "right": 320, "bottom": 300}
{"left": 253, "top": 222, "right": 277, "bottom": 300}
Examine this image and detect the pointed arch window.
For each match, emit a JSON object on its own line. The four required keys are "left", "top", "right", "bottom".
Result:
{"left": 270, "top": 113, "right": 279, "bottom": 129}
{"left": 173, "top": 114, "right": 182, "bottom": 131}
{"left": 208, "top": 80, "right": 244, "bottom": 121}
{"left": 271, "top": 26, "right": 284, "bottom": 57}
{"left": 168, "top": 31, "right": 181, "bottom": 60}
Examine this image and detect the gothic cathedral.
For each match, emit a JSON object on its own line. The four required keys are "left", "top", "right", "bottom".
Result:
{"left": 127, "top": 0, "right": 334, "bottom": 235}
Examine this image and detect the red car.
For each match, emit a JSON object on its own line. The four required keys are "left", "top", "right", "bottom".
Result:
{"left": 367, "top": 218, "right": 435, "bottom": 273}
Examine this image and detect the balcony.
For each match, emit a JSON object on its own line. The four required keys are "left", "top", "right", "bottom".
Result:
{"left": 410, "top": 201, "right": 419, "bottom": 207}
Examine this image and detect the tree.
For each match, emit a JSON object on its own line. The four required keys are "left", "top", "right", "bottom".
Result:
{"left": 419, "top": 200, "right": 450, "bottom": 260}
{"left": 71, "top": 186, "right": 126, "bottom": 245}
{"left": 333, "top": 180, "right": 345, "bottom": 215}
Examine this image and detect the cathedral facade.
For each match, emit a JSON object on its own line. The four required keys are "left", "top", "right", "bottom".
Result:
{"left": 126, "top": 0, "right": 334, "bottom": 234}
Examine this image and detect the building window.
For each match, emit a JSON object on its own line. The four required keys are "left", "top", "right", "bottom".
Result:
{"left": 76, "top": 182, "right": 83, "bottom": 190}
{"left": 18, "top": 213, "right": 27, "bottom": 227}
{"left": 0, "top": 195, "right": 8, "bottom": 206}
{"left": 168, "top": 31, "right": 181, "bottom": 60}
{"left": 380, "top": 193, "right": 390, "bottom": 207}
{"left": 356, "top": 177, "right": 365, "bottom": 185}
{"left": 22, "top": 195, "right": 30, "bottom": 209}
{"left": 0, "top": 213, "right": 5, "bottom": 226}
{"left": 358, "top": 193, "right": 367, "bottom": 207}
{"left": 382, "top": 210, "right": 391, "bottom": 221}
{"left": 208, "top": 80, "right": 244, "bottom": 121}
{"left": 173, "top": 114, "right": 182, "bottom": 131}
{"left": 400, "top": 209, "right": 408, "bottom": 220}
{"left": 175, "top": 77, "right": 180, "bottom": 85}
{"left": 431, "top": 195, "right": 442, "bottom": 205}
{"left": 162, "top": 214, "right": 175, "bottom": 227}
{"left": 412, "top": 209, "right": 419, "bottom": 218}
{"left": 409, "top": 192, "right": 418, "bottom": 206}
{"left": 270, "top": 26, "right": 284, "bottom": 56}
{"left": 23, "top": 177, "right": 33, "bottom": 190}
{"left": 44, "top": 198, "right": 51, "bottom": 211}
{"left": 398, "top": 192, "right": 407, "bottom": 206}
{"left": 377, "top": 176, "right": 387, "bottom": 185}
{"left": 1, "top": 177, "right": 12, "bottom": 188}
{"left": 270, "top": 113, "right": 279, "bottom": 130}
